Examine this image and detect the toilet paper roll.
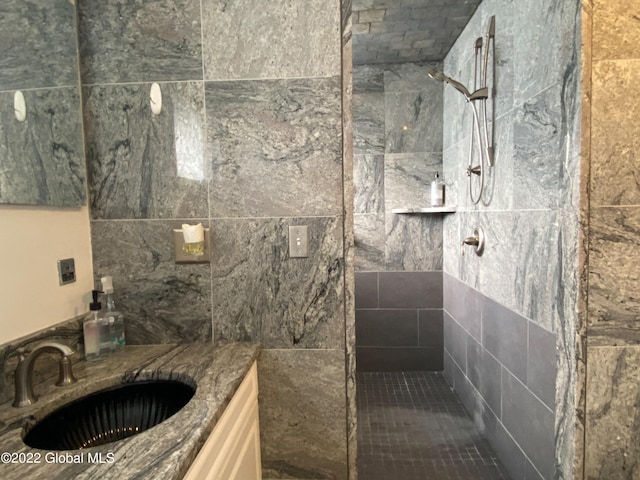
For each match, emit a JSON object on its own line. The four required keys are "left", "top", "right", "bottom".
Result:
{"left": 182, "top": 223, "right": 204, "bottom": 243}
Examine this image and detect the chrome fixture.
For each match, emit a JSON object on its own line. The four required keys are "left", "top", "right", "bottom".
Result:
{"left": 13, "top": 341, "right": 77, "bottom": 408}
{"left": 460, "top": 227, "right": 485, "bottom": 256}
{"left": 427, "top": 70, "right": 488, "bottom": 102}
{"left": 429, "top": 16, "right": 496, "bottom": 205}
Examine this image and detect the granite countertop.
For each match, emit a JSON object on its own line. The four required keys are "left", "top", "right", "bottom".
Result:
{"left": 0, "top": 342, "right": 260, "bottom": 480}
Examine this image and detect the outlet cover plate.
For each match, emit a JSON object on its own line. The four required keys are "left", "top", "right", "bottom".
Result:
{"left": 57, "top": 258, "right": 76, "bottom": 285}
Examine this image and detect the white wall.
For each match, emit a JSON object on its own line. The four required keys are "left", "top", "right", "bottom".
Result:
{"left": 0, "top": 205, "right": 93, "bottom": 344}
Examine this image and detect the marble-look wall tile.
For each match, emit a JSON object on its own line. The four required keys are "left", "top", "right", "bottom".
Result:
{"left": 454, "top": 210, "right": 560, "bottom": 332}
{"left": 442, "top": 0, "right": 481, "bottom": 77}
{"left": 512, "top": 84, "right": 563, "bottom": 210}
{"left": 588, "top": 207, "right": 640, "bottom": 346}
{"left": 590, "top": 60, "right": 640, "bottom": 206}
{"left": 352, "top": 61, "right": 445, "bottom": 275}
{"left": 0, "top": 0, "right": 78, "bottom": 90}
{"left": 77, "top": 0, "right": 202, "bottom": 84}
{"left": 0, "top": 88, "right": 86, "bottom": 206}
{"left": 342, "top": 0, "right": 352, "bottom": 45}
{"left": 585, "top": 346, "right": 640, "bottom": 480}
{"left": 201, "top": 0, "right": 340, "bottom": 80}
{"left": 385, "top": 213, "right": 443, "bottom": 271}
{"left": 442, "top": 212, "right": 461, "bottom": 276}
{"left": 584, "top": 3, "right": 640, "bottom": 479}
{"left": 480, "top": 0, "right": 516, "bottom": 118}
{"left": 206, "top": 78, "right": 342, "bottom": 218}
{"left": 441, "top": 61, "right": 474, "bottom": 154}
{"left": 385, "top": 88, "right": 443, "bottom": 154}
{"left": 479, "top": 109, "right": 515, "bottom": 211}
{"left": 512, "top": 0, "right": 567, "bottom": 106}
{"left": 354, "top": 213, "right": 385, "bottom": 271}
{"left": 353, "top": 92, "right": 385, "bottom": 155}
{"left": 556, "top": 208, "right": 586, "bottom": 480}
{"left": 384, "top": 62, "right": 442, "bottom": 93}
{"left": 384, "top": 153, "right": 442, "bottom": 210}
{"left": 354, "top": 154, "right": 384, "bottom": 214}
{"left": 211, "top": 217, "right": 344, "bottom": 349}
{"left": 341, "top": 28, "right": 358, "bottom": 480}
{"left": 353, "top": 64, "right": 384, "bottom": 94}
{"left": 90, "top": 220, "right": 213, "bottom": 344}
{"left": 592, "top": 0, "right": 640, "bottom": 61}
{"left": 85, "top": 82, "right": 208, "bottom": 220}
{"left": 441, "top": 141, "right": 466, "bottom": 211}
{"left": 259, "top": 349, "right": 347, "bottom": 480}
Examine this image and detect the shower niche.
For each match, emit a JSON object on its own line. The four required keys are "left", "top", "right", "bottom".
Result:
{"left": 389, "top": 15, "right": 496, "bottom": 214}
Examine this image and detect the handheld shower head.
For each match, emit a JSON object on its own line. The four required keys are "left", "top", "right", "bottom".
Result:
{"left": 427, "top": 69, "right": 447, "bottom": 83}
{"left": 428, "top": 69, "right": 471, "bottom": 98}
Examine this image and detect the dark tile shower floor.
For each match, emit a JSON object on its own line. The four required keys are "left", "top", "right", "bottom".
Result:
{"left": 357, "top": 371, "right": 510, "bottom": 480}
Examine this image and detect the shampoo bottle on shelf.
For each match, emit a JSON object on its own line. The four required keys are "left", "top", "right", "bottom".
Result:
{"left": 430, "top": 172, "right": 445, "bottom": 207}
{"left": 101, "top": 276, "right": 125, "bottom": 350}
{"left": 83, "top": 290, "right": 103, "bottom": 361}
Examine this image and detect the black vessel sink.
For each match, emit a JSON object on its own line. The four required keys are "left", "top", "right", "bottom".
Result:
{"left": 23, "top": 379, "right": 195, "bottom": 450}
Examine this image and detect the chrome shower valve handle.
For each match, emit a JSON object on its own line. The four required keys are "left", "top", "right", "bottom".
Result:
{"left": 460, "top": 227, "right": 485, "bottom": 256}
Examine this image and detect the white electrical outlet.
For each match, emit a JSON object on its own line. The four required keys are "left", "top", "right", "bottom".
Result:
{"left": 288, "top": 225, "right": 309, "bottom": 258}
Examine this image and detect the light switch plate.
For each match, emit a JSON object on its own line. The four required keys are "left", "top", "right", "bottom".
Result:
{"left": 289, "top": 225, "right": 309, "bottom": 258}
{"left": 57, "top": 258, "right": 76, "bottom": 285}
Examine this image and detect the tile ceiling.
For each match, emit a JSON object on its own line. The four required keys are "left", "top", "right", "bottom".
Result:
{"left": 352, "top": 0, "right": 482, "bottom": 65}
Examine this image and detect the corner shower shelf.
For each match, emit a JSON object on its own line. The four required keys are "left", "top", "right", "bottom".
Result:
{"left": 391, "top": 207, "right": 457, "bottom": 214}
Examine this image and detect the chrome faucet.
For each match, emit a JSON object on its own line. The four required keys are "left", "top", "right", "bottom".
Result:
{"left": 13, "top": 341, "right": 77, "bottom": 408}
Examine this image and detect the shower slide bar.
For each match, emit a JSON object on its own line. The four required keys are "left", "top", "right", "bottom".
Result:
{"left": 428, "top": 15, "right": 496, "bottom": 205}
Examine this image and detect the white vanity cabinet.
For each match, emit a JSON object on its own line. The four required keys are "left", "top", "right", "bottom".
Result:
{"left": 183, "top": 361, "right": 262, "bottom": 480}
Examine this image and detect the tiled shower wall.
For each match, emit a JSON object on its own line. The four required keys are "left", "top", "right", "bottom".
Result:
{"left": 353, "top": 63, "right": 445, "bottom": 371}
{"left": 584, "top": 1, "right": 640, "bottom": 478}
{"left": 80, "top": 0, "right": 348, "bottom": 478}
{"left": 441, "top": 0, "right": 582, "bottom": 479}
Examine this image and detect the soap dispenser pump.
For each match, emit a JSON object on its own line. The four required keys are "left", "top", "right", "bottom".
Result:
{"left": 83, "top": 290, "right": 103, "bottom": 361}
{"left": 431, "top": 171, "right": 445, "bottom": 207}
